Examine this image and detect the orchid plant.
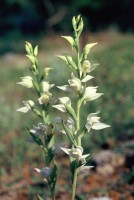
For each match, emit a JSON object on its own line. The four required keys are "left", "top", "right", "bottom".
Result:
{"left": 53, "top": 15, "right": 110, "bottom": 200}
{"left": 17, "top": 15, "right": 110, "bottom": 200}
{"left": 17, "top": 42, "right": 57, "bottom": 200}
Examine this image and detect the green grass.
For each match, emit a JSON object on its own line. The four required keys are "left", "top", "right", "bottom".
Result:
{"left": 0, "top": 32, "right": 134, "bottom": 192}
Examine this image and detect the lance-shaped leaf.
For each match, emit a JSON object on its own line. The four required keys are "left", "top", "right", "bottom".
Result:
{"left": 48, "top": 163, "right": 57, "bottom": 195}
{"left": 72, "top": 16, "right": 77, "bottom": 31}
{"left": 62, "top": 121, "right": 77, "bottom": 146}
{"left": 29, "top": 130, "right": 44, "bottom": 148}
{"left": 34, "top": 45, "right": 38, "bottom": 56}
{"left": 61, "top": 36, "right": 75, "bottom": 47}
{"left": 66, "top": 56, "right": 77, "bottom": 69}
{"left": 56, "top": 55, "right": 67, "bottom": 63}
{"left": 32, "top": 108, "right": 42, "bottom": 118}
{"left": 25, "top": 41, "right": 33, "bottom": 55}
{"left": 26, "top": 55, "right": 36, "bottom": 64}
{"left": 46, "top": 135, "right": 55, "bottom": 165}
{"left": 83, "top": 43, "right": 97, "bottom": 59}
{"left": 65, "top": 104, "right": 77, "bottom": 121}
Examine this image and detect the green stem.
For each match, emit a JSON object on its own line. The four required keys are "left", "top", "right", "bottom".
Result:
{"left": 71, "top": 169, "right": 77, "bottom": 200}
{"left": 76, "top": 100, "right": 80, "bottom": 131}
{"left": 50, "top": 189, "right": 55, "bottom": 200}
{"left": 76, "top": 98, "right": 83, "bottom": 146}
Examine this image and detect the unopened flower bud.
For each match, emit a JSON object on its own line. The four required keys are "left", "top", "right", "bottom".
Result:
{"left": 44, "top": 68, "right": 52, "bottom": 77}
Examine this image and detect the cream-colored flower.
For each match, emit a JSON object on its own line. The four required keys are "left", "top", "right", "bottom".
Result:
{"left": 68, "top": 73, "right": 82, "bottom": 92}
{"left": 81, "top": 60, "right": 92, "bottom": 74}
{"left": 61, "top": 146, "right": 89, "bottom": 162}
{"left": 53, "top": 97, "right": 71, "bottom": 112}
{"left": 86, "top": 112, "right": 110, "bottom": 132}
{"left": 84, "top": 86, "right": 103, "bottom": 101}
{"left": 16, "top": 100, "right": 34, "bottom": 113}
{"left": 81, "top": 60, "right": 99, "bottom": 74}
{"left": 41, "top": 81, "right": 54, "bottom": 93}
{"left": 38, "top": 92, "right": 52, "bottom": 104}
{"left": 17, "top": 76, "right": 33, "bottom": 88}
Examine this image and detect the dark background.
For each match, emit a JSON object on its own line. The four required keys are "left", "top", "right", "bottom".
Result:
{"left": 1, "top": 0, "right": 134, "bottom": 36}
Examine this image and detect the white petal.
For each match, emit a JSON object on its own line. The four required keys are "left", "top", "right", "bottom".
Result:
{"left": 57, "top": 85, "right": 70, "bottom": 91}
{"left": 85, "top": 124, "right": 91, "bottom": 132}
{"left": 60, "top": 147, "right": 71, "bottom": 155}
{"left": 23, "top": 100, "right": 34, "bottom": 107}
{"left": 78, "top": 165, "right": 94, "bottom": 173}
{"left": 87, "top": 111, "right": 100, "bottom": 120}
{"left": 52, "top": 104, "right": 66, "bottom": 112}
{"left": 86, "top": 93, "right": 103, "bottom": 101}
{"left": 87, "top": 116, "right": 100, "bottom": 124}
{"left": 82, "top": 75, "right": 94, "bottom": 82}
{"left": 59, "top": 97, "right": 71, "bottom": 105}
{"left": 81, "top": 154, "right": 90, "bottom": 159}
{"left": 92, "top": 122, "right": 110, "bottom": 130}
{"left": 16, "top": 106, "right": 29, "bottom": 113}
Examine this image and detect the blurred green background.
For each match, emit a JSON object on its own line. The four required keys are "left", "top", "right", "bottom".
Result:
{"left": 0, "top": 0, "right": 134, "bottom": 198}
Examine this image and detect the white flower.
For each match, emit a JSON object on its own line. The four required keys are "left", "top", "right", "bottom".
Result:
{"left": 42, "top": 81, "right": 54, "bottom": 93}
{"left": 68, "top": 73, "right": 82, "bottom": 92}
{"left": 34, "top": 167, "right": 52, "bottom": 179}
{"left": 53, "top": 97, "right": 71, "bottom": 113}
{"left": 30, "top": 123, "right": 48, "bottom": 137}
{"left": 86, "top": 112, "right": 110, "bottom": 132}
{"left": 84, "top": 86, "right": 103, "bottom": 101}
{"left": 81, "top": 60, "right": 99, "bottom": 74}
{"left": 16, "top": 100, "right": 34, "bottom": 113}
{"left": 58, "top": 73, "right": 87, "bottom": 93}
{"left": 38, "top": 92, "right": 52, "bottom": 104}
{"left": 81, "top": 60, "right": 92, "bottom": 74}
{"left": 59, "top": 97, "right": 71, "bottom": 106}
{"left": 17, "top": 76, "right": 33, "bottom": 88}
{"left": 61, "top": 146, "right": 89, "bottom": 162}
